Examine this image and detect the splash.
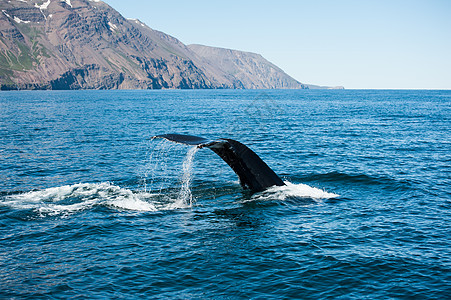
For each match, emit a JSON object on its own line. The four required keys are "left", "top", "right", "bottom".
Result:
{"left": 171, "top": 146, "right": 198, "bottom": 209}
{"left": 1, "top": 183, "right": 158, "bottom": 216}
{"left": 250, "top": 181, "right": 339, "bottom": 202}
{"left": 140, "top": 138, "right": 176, "bottom": 193}
{"left": 142, "top": 139, "right": 199, "bottom": 210}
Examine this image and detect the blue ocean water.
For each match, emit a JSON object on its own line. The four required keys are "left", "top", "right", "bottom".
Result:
{"left": 0, "top": 89, "right": 450, "bottom": 299}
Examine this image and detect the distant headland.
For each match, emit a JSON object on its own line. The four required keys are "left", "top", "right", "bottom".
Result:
{"left": 0, "top": 0, "right": 343, "bottom": 90}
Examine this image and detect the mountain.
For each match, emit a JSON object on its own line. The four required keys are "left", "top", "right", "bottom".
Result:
{"left": 0, "top": 0, "right": 321, "bottom": 90}
{"left": 188, "top": 44, "right": 307, "bottom": 89}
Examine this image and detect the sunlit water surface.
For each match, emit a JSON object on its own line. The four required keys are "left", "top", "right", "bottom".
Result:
{"left": 1, "top": 90, "right": 450, "bottom": 298}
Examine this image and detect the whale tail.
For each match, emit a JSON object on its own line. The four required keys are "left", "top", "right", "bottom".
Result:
{"left": 153, "top": 134, "right": 285, "bottom": 192}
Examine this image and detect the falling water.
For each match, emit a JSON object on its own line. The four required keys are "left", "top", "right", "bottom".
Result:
{"left": 140, "top": 137, "right": 190, "bottom": 196}
{"left": 140, "top": 140, "right": 199, "bottom": 209}
{"left": 175, "top": 146, "right": 198, "bottom": 207}
{"left": 140, "top": 138, "right": 175, "bottom": 193}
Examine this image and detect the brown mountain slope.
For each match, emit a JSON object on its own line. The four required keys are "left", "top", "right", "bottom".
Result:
{"left": 0, "top": 0, "right": 311, "bottom": 90}
{"left": 188, "top": 44, "right": 307, "bottom": 89}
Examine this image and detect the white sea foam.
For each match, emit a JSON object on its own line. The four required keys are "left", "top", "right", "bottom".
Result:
{"left": 2, "top": 183, "right": 158, "bottom": 216}
{"left": 1, "top": 170, "right": 203, "bottom": 216}
{"left": 250, "top": 181, "right": 339, "bottom": 202}
{"left": 1, "top": 179, "right": 338, "bottom": 216}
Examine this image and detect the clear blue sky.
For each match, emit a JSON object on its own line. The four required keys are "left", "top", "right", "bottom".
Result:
{"left": 103, "top": 0, "right": 450, "bottom": 89}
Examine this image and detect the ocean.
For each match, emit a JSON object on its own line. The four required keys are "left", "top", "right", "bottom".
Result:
{"left": 0, "top": 89, "right": 450, "bottom": 298}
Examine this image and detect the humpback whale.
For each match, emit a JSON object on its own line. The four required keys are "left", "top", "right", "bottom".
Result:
{"left": 153, "top": 134, "right": 286, "bottom": 193}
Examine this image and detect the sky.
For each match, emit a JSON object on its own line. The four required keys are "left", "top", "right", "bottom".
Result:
{"left": 102, "top": 0, "right": 451, "bottom": 89}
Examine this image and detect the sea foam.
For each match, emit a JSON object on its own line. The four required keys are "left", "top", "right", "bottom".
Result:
{"left": 2, "top": 182, "right": 158, "bottom": 216}
{"left": 250, "top": 181, "right": 339, "bottom": 202}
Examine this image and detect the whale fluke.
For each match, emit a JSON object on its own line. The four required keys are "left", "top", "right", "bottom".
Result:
{"left": 154, "top": 134, "right": 211, "bottom": 146}
{"left": 153, "top": 134, "right": 285, "bottom": 192}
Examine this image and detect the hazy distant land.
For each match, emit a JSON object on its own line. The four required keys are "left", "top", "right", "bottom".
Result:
{"left": 0, "top": 0, "right": 343, "bottom": 90}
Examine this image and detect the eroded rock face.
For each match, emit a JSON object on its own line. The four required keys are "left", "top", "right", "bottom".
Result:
{"left": 188, "top": 44, "right": 308, "bottom": 89}
{"left": 0, "top": 0, "right": 307, "bottom": 90}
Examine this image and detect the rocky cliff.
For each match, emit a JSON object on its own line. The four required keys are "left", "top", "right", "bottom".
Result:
{"left": 0, "top": 0, "right": 310, "bottom": 90}
{"left": 188, "top": 44, "right": 307, "bottom": 89}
